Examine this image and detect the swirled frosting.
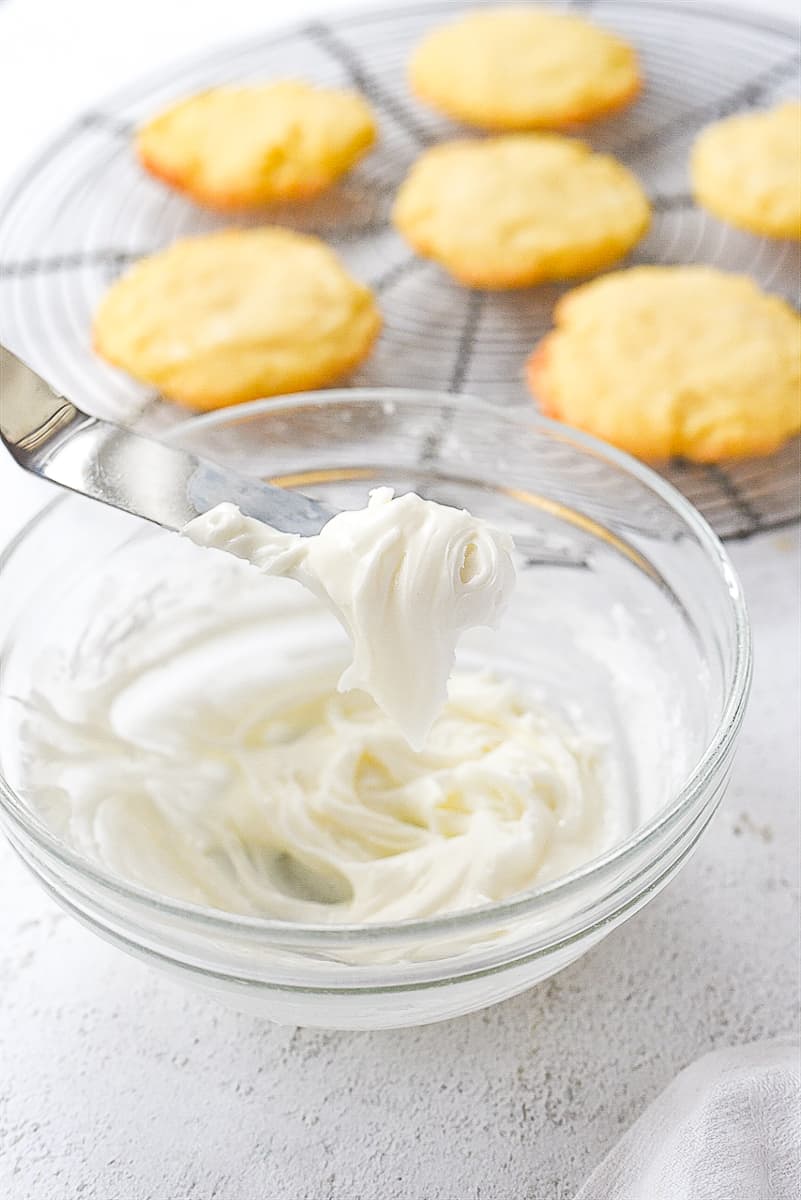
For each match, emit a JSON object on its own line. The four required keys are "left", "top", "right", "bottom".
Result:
{"left": 13, "top": 492, "right": 629, "bottom": 923}
{"left": 183, "top": 487, "right": 516, "bottom": 748}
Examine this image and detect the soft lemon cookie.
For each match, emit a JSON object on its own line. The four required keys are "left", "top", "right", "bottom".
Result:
{"left": 527, "top": 266, "right": 801, "bottom": 462}
{"left": 93, "top": 229, "right": 381, "bottom": 410}
{"left": 136, "top": 81, "right": 376, "bottom": 209}
{"left": 691, "top": 103, "right": 801, "bottom": 239}
{"left": 409, "top": 8, "right": 641, "bottom": 130}
{"left": 392, "top": 135, "right": 650, "bottom": 288}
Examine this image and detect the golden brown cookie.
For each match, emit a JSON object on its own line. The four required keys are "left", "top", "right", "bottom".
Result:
{"left": 136, "top": 81, "right": 376, "bottom": 209}
{"left": 392, "top": 135, "right": 650, "bottom": 288}
{"left": 93, "top": 229, "right": 381, "bottom": 410}
{"left": 409, "top": 8, "right": 641, "bottom": 130}
{"left": 691, "top": 103, "right": 801, "bottom": 240}
{"left": 527, "top": 266, "right": 801, "bottom": 462}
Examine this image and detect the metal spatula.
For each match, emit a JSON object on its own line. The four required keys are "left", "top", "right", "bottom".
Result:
{"left": 0, "top": 347, "right": 332, "bottom": 536}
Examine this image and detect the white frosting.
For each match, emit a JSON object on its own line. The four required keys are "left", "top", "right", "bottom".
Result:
{"left": 16, "top": 559, "right": 620, "bottom": 923}
{"left": 11, "top": 486, "right": 705, "bottom": 929}
{"left": 183, "top": 488, "right": 516, "bottom": 749}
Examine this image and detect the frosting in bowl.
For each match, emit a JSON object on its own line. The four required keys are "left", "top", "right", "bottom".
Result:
{"left": 17, "top": 590, "right": 619, "bottom": 922}
{"left": 13, "top": 494, "right": 628, "bottom": 923}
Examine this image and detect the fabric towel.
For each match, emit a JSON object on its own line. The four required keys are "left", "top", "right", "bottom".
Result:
{"left": 575, "top": 1039, "right": 800, "bottom": 1199}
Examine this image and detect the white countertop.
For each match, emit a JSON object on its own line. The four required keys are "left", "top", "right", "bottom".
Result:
{"left": 1, "top": 2, "right": 799, "bottom": 1198}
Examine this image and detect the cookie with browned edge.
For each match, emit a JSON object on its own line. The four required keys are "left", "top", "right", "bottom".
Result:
{"left": 137, "top": 81, "right": 376, "bottom": 209}
{"left": 94, "top": 229, "right": 381, "bottom": 409}
{"left": 410, "top": 8, "right": 641, "bottom": 130}
{"left": 393, "top": 135, "right": 650, "bottom": 288}
{"left": 528, "top": 266, "right": 801, "bottom": 462}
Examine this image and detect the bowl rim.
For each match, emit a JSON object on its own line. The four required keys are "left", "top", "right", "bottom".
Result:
{"left": 0, "top": 389, "right": 752, "bottom": 945}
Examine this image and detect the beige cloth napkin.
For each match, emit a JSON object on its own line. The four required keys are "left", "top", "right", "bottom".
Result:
{"left": 575, "top": 1039, "right": 800, "bottom": 1199}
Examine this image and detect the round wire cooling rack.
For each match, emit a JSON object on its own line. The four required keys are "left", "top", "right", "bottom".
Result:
{"left": 0, "top": 0, "right": 798, "bottom": 541}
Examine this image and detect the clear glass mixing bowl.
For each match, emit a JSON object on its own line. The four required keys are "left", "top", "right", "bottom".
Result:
{"left": 0, "top": 392, "right": 750, "bottom": 1029}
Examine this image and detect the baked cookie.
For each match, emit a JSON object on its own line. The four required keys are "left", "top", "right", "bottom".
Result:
{"left": 527, "top": 266, "right": 801, "bottom": 462}
{"left": 392, "top": 135, "right": 650, "bottom": 288}
{"left": 692, "top": 103, "right": 801, "bottom": 240}
{"left": 409, "top": 8, "right": 641, "bottom": 130}
{"left": 136, "top": 81, "right": 376, "bottom": 209}
{"left": 93, "top": 229, "right": 381, "bottom": 410}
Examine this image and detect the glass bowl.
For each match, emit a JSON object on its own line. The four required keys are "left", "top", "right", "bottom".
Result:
{"left": 0, "top": 391, "right": 750, "bottom": 1029}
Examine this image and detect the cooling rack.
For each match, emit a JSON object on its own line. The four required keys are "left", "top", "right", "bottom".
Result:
{"left": 1, "top": 0, "right": 799, "bottom": 540}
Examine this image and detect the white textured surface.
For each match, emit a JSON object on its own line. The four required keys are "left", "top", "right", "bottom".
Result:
{"left": 1, "top": 2, "right": 799, "bottom": 1198}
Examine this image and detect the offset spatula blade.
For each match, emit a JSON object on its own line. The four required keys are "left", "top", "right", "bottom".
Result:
{"left": 0, "top": 348, "right": 332, "bottom": 536}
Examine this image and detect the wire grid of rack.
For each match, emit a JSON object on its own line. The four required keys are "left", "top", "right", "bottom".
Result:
{"left": 0, "top": 0, "right": 799, "bottom": 541}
